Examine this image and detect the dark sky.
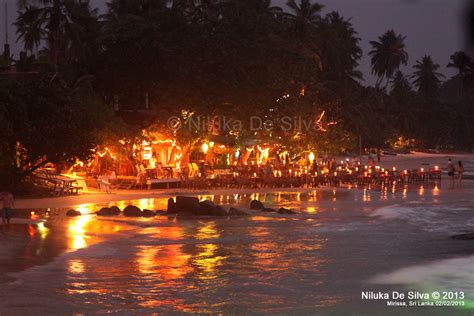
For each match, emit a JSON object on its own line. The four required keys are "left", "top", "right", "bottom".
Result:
{"left": 1, "top": 0, "right": 469, "bottom": 85}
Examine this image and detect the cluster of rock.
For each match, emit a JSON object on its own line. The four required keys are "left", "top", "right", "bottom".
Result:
{"left": 95, "top": 205, "right": 160, "bottom": 217}
{"left": 167, "top": 196, "right": 249, "bottom": 217}
{"left": 167, "top": 196, "right": 296, "bottom": 216}
{"left": 65, "top": 196, "right": 296, "bottom": 217}
{"left": 250, "top": 200, "right": 296, "bottom": 214}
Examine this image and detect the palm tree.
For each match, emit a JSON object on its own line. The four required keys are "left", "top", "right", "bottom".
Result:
{"left": 390, "top": 70, "right": 411, "bottom": 94}
{"left": 14, "top": 5, "right": 46, "bottom": 54}
{"left": 447, "top": 51, "right": 473, "bottom": 75}
{"left": 369, "top": 30, "right": 408, "bottom": 88}
{"left": 318, "top": 11, "right": 362, "bottom": 83}
{"left": 412, "top": 55, "right": 445, "bottom": 97}
{"left": 285, "top": 0, "right": 324, "bottom": 37}
{"left": 15, "top": 0, "right": 99, "bottom": 68}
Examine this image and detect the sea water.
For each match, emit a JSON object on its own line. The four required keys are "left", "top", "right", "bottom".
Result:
{"left": 0, "top": 186, "right": 473, "bottom": 315}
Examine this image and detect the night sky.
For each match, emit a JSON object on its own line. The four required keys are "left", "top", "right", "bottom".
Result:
{"left": 1, "top": 0, "right": 469, "bottom": 85}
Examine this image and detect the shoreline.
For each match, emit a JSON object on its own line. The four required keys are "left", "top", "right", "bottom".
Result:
{"left": 13, "top": 151, "right": 474, "bottom": 210}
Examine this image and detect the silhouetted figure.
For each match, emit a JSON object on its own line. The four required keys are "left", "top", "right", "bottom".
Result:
{"left": 0, "top": 192, "right": 14, "bottom": 225}
{"left": 457, "top": 161, "right": 464, "bottom": 188}
{"left": 447, "top": 158, "right": 455, "bottom": 188}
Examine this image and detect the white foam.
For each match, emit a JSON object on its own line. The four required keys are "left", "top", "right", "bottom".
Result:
{"left": 371, "top": 204, "right": 433, "bottom": 220}
{"left": 370, "top": 255, "right": 474, "bottom": 293}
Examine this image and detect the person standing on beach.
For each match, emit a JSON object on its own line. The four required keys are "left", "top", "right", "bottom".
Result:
{"left": 447, "top": 158, "right": 455, "bottom": 188}
{"left": 0, "top": 191, "right": 14, "bottom": 225}
{"left": 456, "top": 161, "right": 464, "bottom": 188}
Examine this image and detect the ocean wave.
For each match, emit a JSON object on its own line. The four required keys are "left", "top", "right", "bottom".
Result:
{"left": 371, "top": 203, "right": 474, "bottom": 234}
{"left": 371, "top": 204, "right": 437, "bottom": 221}
{"left": 369, "top": 255, "right": 474, "bottom": 294}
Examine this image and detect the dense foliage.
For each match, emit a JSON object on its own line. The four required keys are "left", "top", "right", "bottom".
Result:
{"left": 1, "top": 0, "right": 473, "bottom": 190}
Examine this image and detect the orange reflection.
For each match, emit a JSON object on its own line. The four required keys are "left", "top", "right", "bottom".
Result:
{"left": 193, "top": 243, "right": 225, "bottom": 281}
{"left": 191, "top": 223, "right": 225, "bottom": 280}
{"left": 195, "top": 222, "right": 220, "bottom": 240}
{"left": 306, "top": 207, "right": 318, "bottom": 214}
{"left": 37, "top": 222, "right": 49, "bottom": 240}
{"left": 68, "top": 216, "right": 92, "bottom": 250}
{"left": 135, "top": 244, "right": 192, "bottom": 281}
{"left": 68, "top": 259, "right": 85, "bottom": 274}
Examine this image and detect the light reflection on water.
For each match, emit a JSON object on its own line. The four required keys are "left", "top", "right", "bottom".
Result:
{"left": 3, "top": 185, "right": 472, "bottom": 314}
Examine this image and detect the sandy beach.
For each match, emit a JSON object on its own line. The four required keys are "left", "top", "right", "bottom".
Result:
{"left": 12, "top": 152, "right": 474, "bottom": 211}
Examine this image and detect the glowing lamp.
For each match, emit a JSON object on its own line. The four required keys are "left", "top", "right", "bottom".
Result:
{"left": 143, "top": 147, "right": 152, "bottom": 160}
{"left": 309, "top": 152, "right": 315, "bottom": 163}
{"left": 202, "top": 143, "right": 209, "bottom": 154}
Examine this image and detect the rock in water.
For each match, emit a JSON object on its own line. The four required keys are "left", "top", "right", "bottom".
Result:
{"left": 250, "top": 200, "right": 264, "bottom": 210}
{"left": 142, "top": 209, "right": 156, "bottom": 217}
{"left": 96, "top": 207, "right": 120, "bottom": 216}
{"left": 167, "top": 198, "right": 176, "bottom": 214}
{"left": 212, "top": 205, "right": 228, "bottom": 217}
{"left": 123, "top": 205, "right": 143, "bottom": 217}
{"left": 66, "top": 209, "right": 81, "bottom": 217}
{"left": 175, "top": 196, "right": 200, "bottom": 215}
{"left": 199, "top": 200, "right": 217, "bottom": 215}
{"left": 109, "top": 206, "right": 121, "bottom": 215}
{"left": 197, "top": 200, "right": 228, "bottom": 216}
{"left": 229, "top": 208, "right": 249, "bottom": 216}
{"left": 278, "top": 207, "right": 296, "bottom": 214}
{"left": 451, "top": 233, "right": 474, "bottom": 240}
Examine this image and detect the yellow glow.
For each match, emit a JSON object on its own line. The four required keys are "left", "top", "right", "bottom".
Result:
{"left": 76, "top": 203, "right": 95, "bottom": 215}
{"left": 306, "top": 206, "right": 318, "bottom": 214}
{"left": 68, "top": 216, "right": 92, "bottom": 250}
{"left": 68, "top": 259, "right": 85, "bottom": 274}
{"left": 143, "top": 146, "right": 152, "bottom": 160}
{"left": 37, "top": 222, "right": 49, "bottom": 240}
{"left": 309, "top": 152, "right": 315, "bottom": 163}
{"left": 202, "top": 143, "right": 209, "bottom": 154}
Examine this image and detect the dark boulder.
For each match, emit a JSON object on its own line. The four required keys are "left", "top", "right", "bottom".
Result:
{"left": 278, "top": 207, "right": 296, "bottom": 214}
{"left": 123, "top": 205, "right": 143, "bottom": 217}
{"left": 261, "top": 208, "right": 276, "bottom": 212}
{"left": 451, "top": 233, "right": 474, "bottom": 240}
{"left": 175, "top": 196, "right": 200, "bottom": 215}
{"left": 211, "top": 205, "right": 228, "bottom": 217}
{"left": 66, "top": 209, "right": 81, "bottom": 217}
{"left": 250, "top": 200, "right": 264, "bottom": 210}
{"left": 142, "top": 209, "right": 156, "bottom": 217}
{"left": 229, "top": 207, "right": 249, "bottom": 216}
{"left": 198, "top": 200, "right": 228, "bottom": 216}
{"left": 109, "top": 206, "right": 121, "bottom": 215}
{"left": 167, "top": 198, "right": 176, "bottom": 214}
{"left": 96, "top": 207, "right": 120, "bottom": 216}
{"left": 199, "top": 200, "right": 217, "bottom": 214}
